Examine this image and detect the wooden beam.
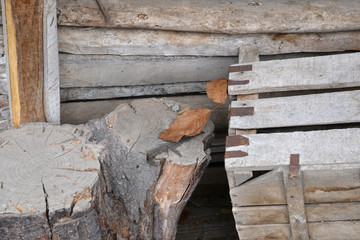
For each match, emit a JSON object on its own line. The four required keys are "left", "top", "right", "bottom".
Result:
{"left": 1, "top": 0, "right": 59, "bottom": 127}
{"left": 56, "top": 0, "right": 360, "bottom": 34}
{"left": 58, "top": 27, "right": 360, "bottom": 57}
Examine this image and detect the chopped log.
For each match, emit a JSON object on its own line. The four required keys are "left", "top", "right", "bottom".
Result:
{"left": 56, "top": 0, "right": 360, "bottom": 34}
{"left": 0, "top": 98, "right": 214, "bottom": 239}
{"left": 1, "top": 0, "right": 60, "bottom": 127}
{"left": 58, "top": 26, "right": 360, "bottom": 56}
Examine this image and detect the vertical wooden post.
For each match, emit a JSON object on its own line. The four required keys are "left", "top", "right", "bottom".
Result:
{"left": 1, "top": 0, "right": 59, "bottom": 127}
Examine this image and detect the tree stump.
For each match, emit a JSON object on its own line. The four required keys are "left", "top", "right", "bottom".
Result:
{"left": 0, "top": 98, "right": 214, "bottom": 239}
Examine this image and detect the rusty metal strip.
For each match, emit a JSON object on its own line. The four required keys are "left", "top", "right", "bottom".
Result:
{"left": 228, "top": 80, "right": 250, "bottom": 86}
{"left": 229, "top": 64, "right": 253, "bottom": 73}
{"left": 226, "top": 135, "right": 249, "bottom": 148}
{"left": 229, "top": 107, "right": 254, "bottom": 117}
{"left": 224, "top": 150, "right": 248, "bottom": 159}
{"left": 289, "top": 154, "right": 300, "bottom": 179}
{"left": 283, "top": 155, "right": 310, "bottom": 240}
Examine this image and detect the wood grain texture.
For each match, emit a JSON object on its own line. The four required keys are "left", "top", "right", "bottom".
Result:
{"left": 233, "top": 202, "right": 360, "bottom": 225}
{"left": 229, "top": 90, "right": 360, "bottom": 130}
{"left": 229, "top": 52, "right": 360, "bottom": 95}
{"left": 3, "top": 0, "right": 45, "bottom": 126}
{"left": 56, "top": 0, "right": 360, "bottom": 34}
{"left": 58, "top": 27, "right": 360, "bottom": 56}
{"left": 59, "top": 54, "right": 236, "bottom": 88}
{"left": 226, "top": 128, "right": 360, "bottom": 170}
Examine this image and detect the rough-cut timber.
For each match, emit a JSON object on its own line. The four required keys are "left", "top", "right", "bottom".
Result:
{"left": 229, "top": 90, "right": 360, "bottom": 130}
{"left": 229, "top": 52, "right": 360, "bottom": 95}
{"left": 56, "top": 0, "right": 360, "bottom": 34}
{"left": 58, "top": 27, "right": 360, "bottom": 57}
{"left": 0, "top": 94, "right": 9, "bottom": 131}
{"left": 0, "top": 99, "right": 214, "bottom": 239}
{"left": 1, "top": 0, "right": 60, "bottom": 127}
{"left": 225, "top": 128, "right": 360, "bottom": 170}
{"left": 59, "top": 54, "right": 236, "bottom": 88}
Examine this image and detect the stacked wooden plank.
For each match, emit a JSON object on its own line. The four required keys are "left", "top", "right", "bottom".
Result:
{"left": 226, "top": 52, "right": 360, "bottom": 239}
{"left": 0, "top": 24, "right": 8, "bottom": 131}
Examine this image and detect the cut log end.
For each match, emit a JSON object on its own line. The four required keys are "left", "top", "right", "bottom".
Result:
{"left": 0, "top": 98, "right": 214, "bottom": 239}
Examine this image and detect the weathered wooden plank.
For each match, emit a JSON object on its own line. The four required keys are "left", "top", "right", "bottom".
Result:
{"left": 230, "top": 168, "right": 360, "bottom": 205}
{"left": 237, "top": 222, "right": 360, "bottom": 240}
{"left": 2, "top": 0, "right": 60, "bottom": 127}
{"left": 230, "top": 170, "right": 287, "bottom": 207}
{"left": 60, "top": 95, "right": 229, "bottom": 131}
{"left": 229, "top": 52, "right": 360, "bottom": 95}
{"left": 58, "top": 27, "right": 360, "bottom": 56}
{"left": 237, "top": 224, "right": 291, "bottom": 240}
{"left": 60, "top": 83, "right": 206, "bottom": 101}
{"left": 229, "top": 90, "right": 360, "bottom": 130}
{"left": 59, "top": 54, "right": 236, "bottom": 88}
{"left": 56, "top": 0, "right": 360, "bottom": 34}
{"left": 308, "top": 221, "right": 360, "bottom": 240}
{"left": 233, "top": 202, "right": 360, "bottom": 225}
{"left": 226, "top": 128, "right": 360, "bottom": 170}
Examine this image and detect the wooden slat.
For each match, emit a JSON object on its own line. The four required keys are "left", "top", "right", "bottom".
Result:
{"left": 229, "top": 90, "right": 360, "bottom": 129}
{"left": 237, "top": 222, "right": 360, "bottom": 240}
{"left": 59, "top": 54, "right": 236, "bottom": 88}
{"left": 230, "top": 170, "right": 287, "bottom": 207}
{"left": 228, "top": 52, "right": 360, "bottom": 95}
{"left": 58, "top": 27, "right": 360, "bottom": 57}
{"left": 56, "top": 0, "right": 360, "bottom": 34}
{"left": 230, "top": 169, "right": 360, "bottom": 205}
{"left": 233, "top": 202, "right": 360, "bottom": 225}
{"left": 225, "top": 128, "right": 360, "bottom": 170}
{"left": 2, "top": 0, "right": 59, "bottom": 127}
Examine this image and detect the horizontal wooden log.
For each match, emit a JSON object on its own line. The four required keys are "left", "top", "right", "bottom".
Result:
{"left": 58, "top": 27, "right": 360, "bottom": 56}
{"left": 60, "top": 95, "right": 229, "bottom": 131}
{"left": 226, "top": 128, "right": 360, "bottom": 170}
{"left": 233, "top": 202, "right": 360, "bottom": 225}
{"left": 230, "top": 168, "right": 360, "bottom": 206}
{"left": 229, "top": 90, "right": 360, "bottom": 130}
{"left": 57, "top": 0, "right": 360, "bottom": 34}
{"left": 229, "top": 53, "right": 360, "bottom": 95}
{"left": 60, "top": 83, "right": 206, "bottom": 101}
{"left": 59, "top": 54, "right": 236, "bottom": 88}
{"left": 237, "top": 221, "right": 360, "bottom": 240}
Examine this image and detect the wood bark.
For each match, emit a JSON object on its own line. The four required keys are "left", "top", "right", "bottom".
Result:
{"left": 56, "top": 0, "right": 360, "bottom": 34}
{"left": 0, "top": 98, "right": 214, "bottom": 239}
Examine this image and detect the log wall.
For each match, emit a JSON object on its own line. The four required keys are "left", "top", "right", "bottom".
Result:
{"left": 1, "top": 1, "right": 360, "bottom": 133}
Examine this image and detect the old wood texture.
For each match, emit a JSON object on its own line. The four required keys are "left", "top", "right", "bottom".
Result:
{"left": 0, "top": 99, "right": 214, "bottom": 239}
{"left": 225, "top": 128, "right": 360, "bottom": 170}
{"left": 1, "top": 0, "right": 59, "bottom": 127}
{"left": 58, "top": 27, "right": 360, "bottom": 56}
{"left": 56, "top": 0, "right": 360, "bottom": 34}
{"left": 229, "top": 90, "right": 360, "bottom": 130}
{"left": 228, "top": 52, "right": 360, "bottom": 95}
{"left": 0, "top": 94, "right": 9, "bottom": 131}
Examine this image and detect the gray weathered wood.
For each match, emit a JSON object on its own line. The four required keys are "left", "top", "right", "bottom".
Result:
{"left": 59, "top": 54, "right": 236, "bottom": 88}
{"left": 0, "top": 94, "right": 9, "bottom": 131}
{"left": 0, "top": 123, "right": 103, "bottom": 239}
{"left": 230, "top": 168, "right": 360, "bottom": 206}
{"left": 233, "top": 202, "right": 360, "bottom": 225}
{"left": 43, "top": 0, "right": 60, "bottom": 124}
{"left": 226, "top": 128, "right": 360, "bottom": 170}
{"left": 58, "top": 27, "right": 360, "bottom": 56}
{"left": 283, "top": 168, "right": 309, "bottom": 240}
{"left": 56, "top": 0, "right": 360, "bottom": 34}
{"left": 238, "top": 221, "right": 360, "bottom": 240}
{"left": 229, "top": 52, "right": 360, "bottom": 95}
{"left": 229, "top": 90, "right": 360, "bottom": 130}
{"left": 60, "top": 95, "right": 229, "bottom": 131}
